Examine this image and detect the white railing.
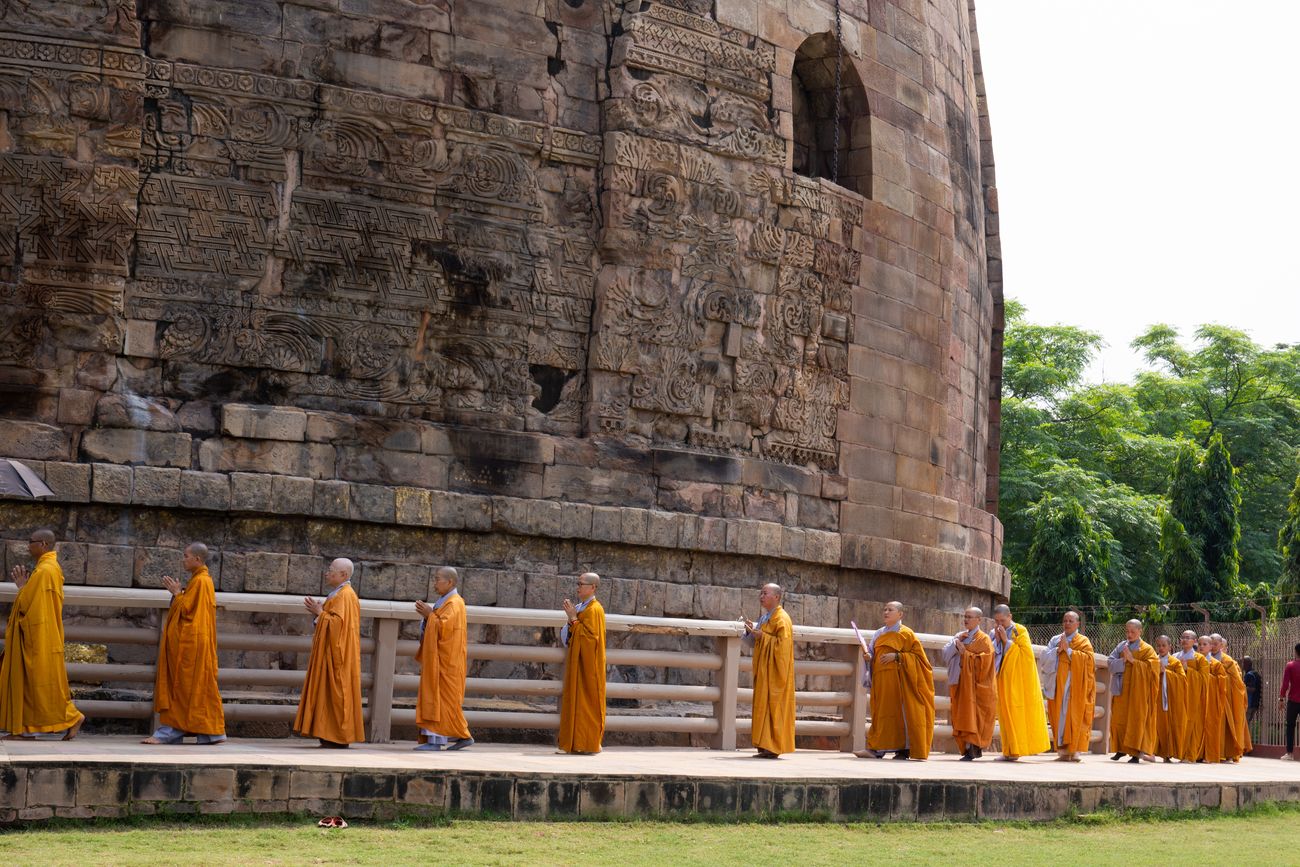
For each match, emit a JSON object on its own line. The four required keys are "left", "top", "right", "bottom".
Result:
{"left": 0, "top": 584, "right": 1112, "bottom": 752}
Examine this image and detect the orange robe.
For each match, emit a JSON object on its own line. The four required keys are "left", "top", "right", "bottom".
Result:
{"left": 1155, "top": 654, "right": 1187, "bottom": 761}
{"left": 994, "top": 623, "right": 1051, "bottom": 757}
{"left": 0, "top": 552, "right": 83, "bottom": 734}
{"left": 558, "top": 597, "right": 606, "bottom": 754}
{"left": 750, "top": 605, "right": 795, "bottom": 755}
{"left": 293, "top": 582, "right": 364, "bottom": 744}
{"left": 415, "top": 591, "right": 471, "bottom": 741}
{"left": 945, "top": 629, "right": 996, "bottom": 752}
{"left": 1177, "top": 650, "right": 1209, "bottom": 761}
{"left": 1108, "top": 639, "right": 1160, "bottom": 757}
{"left": 1202, "top": 654, "right": 1226, "bottom": 763}
{"left": 866, "top": 624, "right": 936, "bottom": 758}
{"left": 1045, "top": 631, "right": 1095, "bottom": 753}
{"left": 153, "top": 566, "right": 224, "bottom": 735}
{"left": 1219, "top": 653, "right": 1251, "bottom": 760}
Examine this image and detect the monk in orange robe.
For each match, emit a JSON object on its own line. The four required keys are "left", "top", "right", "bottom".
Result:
{"left": 744, "top": 583, "right": 795, "bottom": 758}
{"left": 1, "top": 529, "right": 84, "bottom": 739}
{"left": 1198, "top": 634, "right": 1226, "bottom": 763}
{"left": 860, "top": 601, "right": 935, "bottom": 760}
{"left": 558, "top": 572, "right": 605, "bottom": 754}
{"left": 144, "top": 542, "right": 225, "bottom": 744}
{"left": 293, "top": 558, "right": 364, "bottom": 748}
{"left": 1154, "top": 635, "right": 1187, "bottom": 762}
{"left": 1176, "top": 630, "right": 1208, "bottom": 762}
{"left": 991, "top": 604, "right": 1051, "bottom": 761}
{"left": 1213, "top": 634, "right": 1251, "bottom": 761}
{"left": 413, "top": 566, "right": 473, "bottom": 751}
{"left": 1106, "top": 619, "right": 1160, "bottom": 763}
{"left": 941, "top": 606, "right": 996, "bottom": 761}
{"left": 1042, "top": 610, "right": 1095, "bottom": 762}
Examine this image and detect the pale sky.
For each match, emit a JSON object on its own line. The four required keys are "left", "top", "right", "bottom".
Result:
{"left": 974, "top": 0, "right": 1300, "bottom": 383}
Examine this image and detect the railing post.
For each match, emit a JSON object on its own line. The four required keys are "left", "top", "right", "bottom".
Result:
{"left": 367, "top": 617, "right": 399, "bottom": 743}
{"left": 838, "top": 643, "right": 868, "bottom": 753}
{"left": 710, "top": 635, "right": 740, "bottom": 750}
{"left": 1092, "top": 665, "right": 1111, "bottom": 755}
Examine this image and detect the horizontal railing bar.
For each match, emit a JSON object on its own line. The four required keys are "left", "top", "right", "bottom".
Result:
{"left": 737, "top": 689, "right": 853, "bottom": 708}
{"left": 738, "top": 659, "right": 854, "bottom": 676}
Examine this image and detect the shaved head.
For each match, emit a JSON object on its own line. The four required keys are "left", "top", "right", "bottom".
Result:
{"left": 965, "top": 606, "right": 983, "bottom": 618}
{"left": 763, "top": 583, "right": 783, "bottom": 599}
{"left": 31, "top": 528, "right": 55, "bottom": 544}
{"left": 1156, "top": 635, "right": 1172, "bottom": 652}
{"left": 330, "top": 558, "right": 354, "bottom": 579}
{"left": 185, "top": 542, "right": 209, "bottom": 564}
{"left": 1063, "top": 611, "right": 1080, "bottom": 628}
{"left": 993, "top": 604, "right": 1011, "bottom": 617}
{"left": 27, "top": 528, "right": 56, "bottom": 557}
{"left": 435, "top": 566, "right": 458, "bottom": 584}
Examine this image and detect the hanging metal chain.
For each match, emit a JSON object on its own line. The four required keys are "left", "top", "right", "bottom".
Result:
{"left": 830, "top": 0, "right": 844, "bottom": 184}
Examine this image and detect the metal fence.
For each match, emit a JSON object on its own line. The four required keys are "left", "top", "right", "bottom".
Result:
{"left": 1, "top": 584, "right": 1114, "bottom": 752}
{"left": 1026, "top": 616, "right": 1300, "bottom": 747}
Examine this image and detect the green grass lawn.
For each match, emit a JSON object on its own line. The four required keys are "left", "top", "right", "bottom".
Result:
{"left": 2, "top": 806, "right": 1298, "bottom": 866}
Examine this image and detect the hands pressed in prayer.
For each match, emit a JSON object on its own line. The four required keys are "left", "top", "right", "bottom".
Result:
{"left": 162, "top": 575, "right": 182, "bottom": 597}
{"left": 994, "top": 624, "right": 1007, "bottom": 643}
{"left": 562, "top": 598, "right": 578, "bottom": 622}
{"left": 10, "top": 565, "right": 28, "bottom": 589}
{"left": 743, "top": 617, "right": 756, "bottom": 634}
{"left": 415, "top": 599, "right": 433, "bottom": 618}
{"left": 1122, "top": 644, "right": 1135, "bottom": 663}
{"left": 303, "top": 596, "right": 324, "bottom": 617}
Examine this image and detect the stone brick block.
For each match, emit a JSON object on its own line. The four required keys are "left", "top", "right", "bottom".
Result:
{"left": 645, "top": 510, "right": 679, "bottom": 548}
{"left": 237, "top": 768, "right": 289, "bottom": 801}
{"left": 805, "top": 529, "right": 841, "bottom": 564}
{"left": 349, "top": 484, "right": 395, "bottom": 523}
{"left": 187, "top": 768, "right": 236, "bottom": 801}
{"left": 43, "top": 462, "right": 90, "bottom": 502}
{"left": 134, "top": 546, "right": 178, "bottom": 588}
{"left": 394, "top": 563, "right": 432, "bottom": 600}
{"left": 230, "top": 472, "right": 273, "bottom": 511}
{"left": 180, "top": 470, "right": 230, "bottom": 511}
{"left": 755, "top": 521, "right": 784, "bottom": 558}
{"left": 397, "top": 775, "right": 447, "bottom": 810}
{"left": 245, "top": 551, "right": 289, "bottom": 593}
{"left": 81, "top": 429, "right": 191, "bottom": 467}
{"left": 620, "top": 507, "right": 648, "bottom": 545}
{"left": 290, "top": 771, "right": 342, "bottom": 800}
{"left": 26, "top": 768, "right": 74, "bottom": 808}
{"left": 90, "top": 462, "right": 132, "bottom": 503}
{"left": 337, "top": 446, "right": 449, "bottom": 488}
{"left": 271, "top": 474, "right": 315, "bottom": 514}
{"left": 56, "top": 389, "right": 98, "bottom": 426}
{"left": 431, "top": 492, "right": 491, "bottom": 530}
{"left": 0, "top": 420, "right": 70, "bottom": 460}
{"left": 133, "top": 769, "right": 184, "bottom": 801}
{"left": 132, "top": 466, "right": 181, "bottom": 506}
{"left": 529, "top": 500, "right": 563, "bottom": 537}
{"left": 358, "top": 562, "right": 396, "bottom": 599}
{"left": 74, "top": 768, "right": 129, "bottom": 807}
{"left": 86, "top": 543, "right": 133, "bottom": 587}
{"left": 94, "top": 393, "right": 177, "bottom": 431}
{"left": 0, "top": 768, "right": 26, "bottom": 810}
{"left": 559, "top": 502, "right": 593, "bottom": 538}
{"left": 491, "top": 496, "right": 531, "bottom": 534}
{"left": 55, "top": 542, "right": 87, "bottom": 585}
{"left": 221, "top": 404, "right": 308, "bottom": 441}
{"left": 541, "top": 464, "right": 654, "bottom": 507}
{"left": 287, "top": 554, "right": 326, "bottom": 595}
{"left": 697, "top": 517, "right": 728, "bottom": 552}
{"left": 342, "top": 773, "right": 396, "bottom": 800}
{"left": 447, "top": 428, "right": 553, "bottom": 465}
{"left": 395, "top": 487, "right": 433, "bottom": 525}
{"left": 312, "top": 479, "right": 350, "bottom": 518}
{"left": 123, "top": 318, "right": 158, "bottom": 357}
{"left": 305, "top": 411, "right": 355, "bottom": 443}
{"left": 199, "top": 438, "right": 333, "bottom": 478}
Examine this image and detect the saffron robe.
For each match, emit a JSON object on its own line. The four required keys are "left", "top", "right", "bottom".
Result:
{"left": 293, "top": 582, "right": 365, "bottom": 744}
{"left": 0, "top": 551, "right": 82, "bottom": 734}
{"left": 1107, "top": 639, "right": 1160, "bottom": 757}
{"left": 558, "top": 597, "right": 606, "bottom": 753}
{"left": 416, "top": 591, "right": 471, "bottom": 741}
{"left": 1219, "top": 653, "right": 1251, "bottom": 760}
{"left": 1202, "top": 654, "right": 1226, "bottom": 763}
{"left": 994, "top": 623, "right": 1051, "bottom": 757}
{"left": 1155, "top": 654, "right": 1187, "bottom": 760}
{"left": 866, "top": 624, "right": 936, "bottom": 758}
{"left": 943, "top": 628, "right": 996, "bottom": 752}
{"left": 750, "top": 605, "right": 796, "bottom": 755}
{"left": 1177, "top": 651, "right": 1210, "bottom": 762}
{"left": 153, "top": 566, "right": 224, "bottom": 735}
{"left": 1043, "top": 631, "right": 1095, "bottom": 753}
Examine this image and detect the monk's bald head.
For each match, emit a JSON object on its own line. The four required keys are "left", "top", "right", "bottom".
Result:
{"left": 1156, "top": 635, "right": 1172, "bottom": 653}
{"left": 993, "top": 604, "right": 1011, "bottom": 617}
{"left": 434, "top": 566, "right": 458, "bottom": 595}
{"left": 28, "top": 528, "right": 55, "bottom": 556}
{"left": 882, "top": 600, "right": 905, "bottom": 626}
{"left": 962, "top": 606, "right": 982, "bottom": 628}
{"left": 758, "top": 583, "right": 782, "bottom": 611}
{"left": 185, "top": 542, "right": 209, "bottom": 564}
{"left": 1062, "top": 611, "right": 1080, "bottom": 630}
{"left": 326, "top": 558, "right": 354, "bottom": 588}
{"left": 1180, "top": 630, "right": 1197, "bottom": 651}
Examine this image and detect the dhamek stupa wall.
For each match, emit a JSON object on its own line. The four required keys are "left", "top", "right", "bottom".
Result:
{"left": 0, "top": 0, "right": 1007, "bottom": 643}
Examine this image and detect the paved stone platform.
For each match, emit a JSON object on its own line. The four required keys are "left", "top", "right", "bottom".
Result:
{"left": 4, "top": 737, "right": 1300, "bottom": 823}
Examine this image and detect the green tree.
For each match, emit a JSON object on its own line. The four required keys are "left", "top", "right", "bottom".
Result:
{"left": 1019, "top": 495, "right": 1109, "bottom": 621}
{"left": 1159, "top": 507, "right": 1209, "bottom": 605}
{"left": 1200, "top": 433, "right": 1243, "bottom": 593}
{"left": 1279, "top": 469, "right": 1300, "bottom": 617}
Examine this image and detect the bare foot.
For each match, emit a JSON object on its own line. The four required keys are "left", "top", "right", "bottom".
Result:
{"left": 140, "top": 737, "right": 170, "bottom": 744}
{"left": 62, "top": 714, "right": 85, "bottom": 741}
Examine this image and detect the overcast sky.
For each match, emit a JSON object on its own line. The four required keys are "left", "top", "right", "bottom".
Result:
{"left": 973, "top": 0, "right": 1300, "bottom": 383}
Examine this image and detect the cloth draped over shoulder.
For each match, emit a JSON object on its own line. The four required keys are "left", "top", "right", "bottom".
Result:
{"left": 293, "top": 582, "right": 365, "bottom": 744}
{"left": 1219, "top": 653, "right": 1251, "bottom": 760}
{"left": 866, "top": 624, "right": 935, "bottom": 758}
{"left": 993, "top": 623, "right": 1050, "bottom": 757}
{"left": 0, "top": 552, "right": 82, "bottom": 734}
{"left": 559, "top": 598, "right": 606, "bottom": 753}
{"left": 942, "top": 627, "right": 996, "bottom": 752}
{"left": 1201, "top": 654, "right": 1226, "bottom": 763}
{"left": 416, "top": 589, "right": 471, "bottom": 741}
{"left": 1176, "top": 650, "right": 1209, "bottom": 762}
{"left": 153, "top": 566, "right": 224, "bottom": 735}
{"left": 1107, "top": 639, "right": 1160, "bottom": 757}
{"left": 1155, "top": 654, "right": 1187, "bottom": 760}
{"left": 1041, "top": 631, "right": 1095, "bottom": 753}
{"left": 750, "top": 605, "right": 796, "bottom": 755}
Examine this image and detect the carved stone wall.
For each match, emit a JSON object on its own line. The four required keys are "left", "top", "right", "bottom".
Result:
{"left": 0, "top": 0, "right": 1007, "bottom": 642}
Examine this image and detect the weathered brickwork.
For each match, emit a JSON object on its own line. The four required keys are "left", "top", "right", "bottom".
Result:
{"left": 0, "top": 0, "right": 1007, "bottom": 631}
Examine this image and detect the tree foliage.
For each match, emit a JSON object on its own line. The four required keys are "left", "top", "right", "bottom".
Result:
{"left": 1000, "top": 303, "right": 1300, "bottom": 621}
{"left": 1279, "top": 471, "right": 1300, "bottom": 617}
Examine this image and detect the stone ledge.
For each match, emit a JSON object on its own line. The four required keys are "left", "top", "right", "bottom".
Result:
{"left": 4, "top": 761, "right": 1296, "bottom": 825}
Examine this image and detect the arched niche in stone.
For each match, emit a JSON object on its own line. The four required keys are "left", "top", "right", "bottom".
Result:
{"left": 790, "top": 32, "right": 872, "bottom": 199}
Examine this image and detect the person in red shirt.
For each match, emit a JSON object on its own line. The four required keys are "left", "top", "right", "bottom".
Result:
{"left": 1281, "top": 642, "right": 1300, "bottom": 760}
